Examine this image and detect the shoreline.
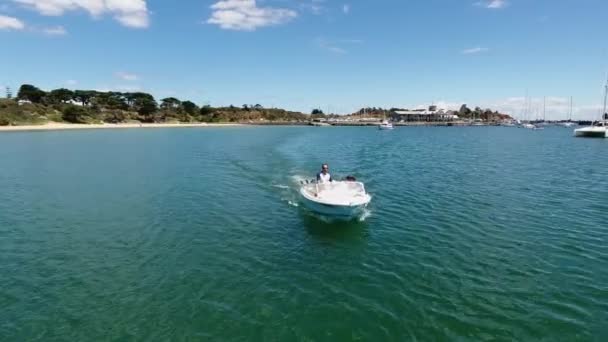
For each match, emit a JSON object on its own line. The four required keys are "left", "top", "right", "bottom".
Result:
{"left": 0, "top": 120, "right": 524, "bottom": 132}
{"left": 0, "top": 122, "right": 244, "bottom": 132}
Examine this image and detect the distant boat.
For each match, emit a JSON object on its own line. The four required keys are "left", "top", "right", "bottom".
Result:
{"left": 560, "top": 96, "right": 576, "bottom": 127}
{"left": 574, "top": 76, "right": 608, "bottom": 138}
{"left": 521, "top": 123, "right": 536, "bottom": 129}
{"left": 378, "top": 110, "right": 394, "bottom": 130}
{"left": 378, "top": 120, "right": 394, "bottom": 130}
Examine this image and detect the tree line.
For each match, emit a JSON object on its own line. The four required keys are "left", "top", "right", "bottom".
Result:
{"left": 1, "top": 84, "right": 512, "bottom": 126}
{"left": 350, "top": 105, "right": 511, "bottom": 121}
{"left": 1, "top": 84, "right": 308, "bottom": 125}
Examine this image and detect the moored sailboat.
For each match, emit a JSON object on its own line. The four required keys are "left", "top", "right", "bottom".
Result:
{"left": 574, "top": 76, "right": 608, "bottom": 138}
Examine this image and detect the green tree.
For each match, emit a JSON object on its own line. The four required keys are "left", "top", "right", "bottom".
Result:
{"left": 467, "top": 106, "right": 482, "bottom": 121}
{"left": 459, "top": 104, "right": 471, "bottom": 118}
{"left": 102, "top": 92, "right": 129, "bottom": 110}
{"left": 17, "top": 84, "right": 46, "bottom": 103}
{"left": 47, "top": 88, "right": 74, "bottom": 104}
{"left": 199, "top": 105, "right": 214, "bottom": 122}
{"left": 73, "top": 90, "right": 96, "bottom": 106}
{"left": 182, "top": 101, "right": 198, "bottom": 115}
{"left": 62, "top": 105, "right": 91, "bottom": 123}
{"left": 311, "top": 108, "right": 324, "bottom": 115}
{"left": 134, "top": 96, "right": 158, "bottom": 121}
{"left": 161, "top": 97, "right": 181, "bottom": 110}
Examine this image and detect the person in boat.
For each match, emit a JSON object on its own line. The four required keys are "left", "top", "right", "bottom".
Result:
{"left": 316, "top": 164, "right": 333, "bottom": 183}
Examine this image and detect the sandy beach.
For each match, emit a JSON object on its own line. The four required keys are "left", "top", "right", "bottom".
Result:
{"left": 0, "top": 122, "right": 243, "bottom": 132}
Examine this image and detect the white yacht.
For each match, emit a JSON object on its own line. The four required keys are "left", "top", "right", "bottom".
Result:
{"left": 521, "top": 123, "right": 536, "bottom": 129}
{"left": 574, "top": 121, "right": 607, "bottom": 138}
{"left": 378, "top": 120, "right": 394, "bottom": 130}
{"left": 574, "top": 77, "right": 608, "bottom": 138}
{"left": 378, "top": 110, "right": 394, "bottom": 130}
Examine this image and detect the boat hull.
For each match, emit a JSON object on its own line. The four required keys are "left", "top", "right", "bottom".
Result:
{"left": 299, "top": 181, "right": 371, "bottom": 220}
{"left": 300, "top": 198, "right": 367, "bottom": 219}
{"left": 574, "top": 127, "right": 607, "bottom": 138}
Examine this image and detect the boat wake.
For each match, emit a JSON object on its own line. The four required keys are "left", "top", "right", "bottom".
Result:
{"left": 272, "top": 184, "right": 290, "bottom": 190}
{"left": 290, "top": 174, "right": 314, "bottom": 185}
{"left": 358, "top": 208, "right": 372, "bottom": 222}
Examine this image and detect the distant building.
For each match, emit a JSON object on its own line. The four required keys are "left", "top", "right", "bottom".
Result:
{"left": 17, "top": 99, "right": 32, "bottom": 106}
{"left": 391, "top": 106, "right": 458, "bottom": 122}
{"left": 357, "top": 117, "right": 380, "bottom": 122}
{"left": 66, "top": 99, "right": 83, "bottom": 106}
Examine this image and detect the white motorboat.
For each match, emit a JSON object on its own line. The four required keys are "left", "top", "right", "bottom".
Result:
{"left": 378, "top": 120, "right": 394, "bottom": 130}
{"left": 574, "top": 76, "right": 608, "bottom": 138}
{"left": 574, "top": 121, "right": 607, "bottom": 138}
{"left": 300, "top": 181, "right": 371, "bottom": 219}
{"left": 521, "top": 123, "right": 536, "bottom": 129}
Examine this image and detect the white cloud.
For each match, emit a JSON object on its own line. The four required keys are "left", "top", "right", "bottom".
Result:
{"left": 327, "top": 46, "right": 346, "bottom": 54}
{"left": 113, "top": 85, "right": 142, "bottom": 92}
{"left": 475, "top": 0, "right": 507, "bottom": 9}
{"left": 115, "top": 72, "right": 139, "bottom": 81}
{"left": 461, "top": 47, "right": 489, "bottom": 54}
{"left": 95, "top": 85, "right": 142, "bottom": 93}
{"left": 12, "top": 0, "right": 150, "bottom": 28}
{"left": 42, "top": 25, "right": 67, "bottom": 35}
{"left": 341, "top": 39, "right": 363, "bottom": 44}
{"left": 0, "top": 14, "right": 25, "bottom": 30}
{"left": 303, "top": 0, "right": 325, "bottom": 15}
{"left": 207, "top": 0, "right": 297, "bottom": 31}
{"left": 316, "top": 37, "right": 348, "bottom": 54}
{"left": 343, "top": 4, "right": 350, "bottom": 14}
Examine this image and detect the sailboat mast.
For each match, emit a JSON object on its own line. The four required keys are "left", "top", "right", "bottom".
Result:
{"left": 523, "top": 90, "right": 529, "bottom": 121}
{"left": 569, "top": 96, "right": 573, "bottom": 121}
{"left": 543, "top": 96, "right": 546, "bottom": 121}
{"left": 603, "top": 75, "right": 608, "bottom": 116}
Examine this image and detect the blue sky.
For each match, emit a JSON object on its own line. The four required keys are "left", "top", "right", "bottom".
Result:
{"left": 1, "top": 0, "right": 608, "bottom": 119}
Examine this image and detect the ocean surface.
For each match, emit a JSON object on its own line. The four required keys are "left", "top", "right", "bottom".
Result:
{"left": 1, "top": 126, "right": 607, "bottom": 341}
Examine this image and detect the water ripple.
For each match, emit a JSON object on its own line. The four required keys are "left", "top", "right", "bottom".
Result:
{"left": 0, "top": 127, "right": 606, "bottom": 340}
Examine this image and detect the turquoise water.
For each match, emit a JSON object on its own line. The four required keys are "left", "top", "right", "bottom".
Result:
{"left": 1, "top": 126, "right": 607, "bottom": 340}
